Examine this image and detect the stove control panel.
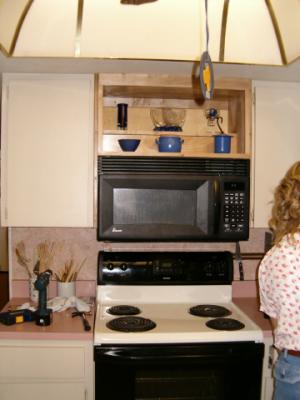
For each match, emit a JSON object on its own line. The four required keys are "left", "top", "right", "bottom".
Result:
{"left": 98, "top": 251, "right": 233, "bottom": 285}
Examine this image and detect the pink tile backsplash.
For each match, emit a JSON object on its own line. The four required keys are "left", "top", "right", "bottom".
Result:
{"left": 11, "top": 279, "right": 96, "bottom": 299}
{"left": 11, "top": 228, "right": 99, "bottom": 281}
{"left": 232, "top": 280, "right": 259, "bottom": 298}
{"left": 10, "top": 227, "right": 269, "bottom": 298}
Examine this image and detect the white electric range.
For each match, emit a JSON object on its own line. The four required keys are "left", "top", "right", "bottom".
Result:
{"left": 94, "top": 285, "right": 263, "bottom": 345}
{"left": 94, "top": 251, "right": 264, "bottom": 400}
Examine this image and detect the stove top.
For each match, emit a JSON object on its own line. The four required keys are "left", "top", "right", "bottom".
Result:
{"left": 94, "top": 252, "right": 263, "bottom": 345}
{"left": 94, "top": 296, "right": 263, "bottom": 345}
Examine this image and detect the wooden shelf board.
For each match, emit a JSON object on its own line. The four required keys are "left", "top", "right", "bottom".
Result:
{"left": 102, "top": 130, "right": 238, "bottom": 138}
{"left": 99, "top": 74, "right": 251, "bottom": 98}
{"left": 98, "top": 151, "right": 250, "bottom": 159}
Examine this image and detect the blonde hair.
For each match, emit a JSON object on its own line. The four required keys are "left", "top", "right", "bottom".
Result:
{"left": 269, "top": 161, "right": 300, "bottom": 245}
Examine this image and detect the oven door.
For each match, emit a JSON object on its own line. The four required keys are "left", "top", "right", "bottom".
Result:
{"left": 94, "top": 342, "right": 264, "bottom": 400}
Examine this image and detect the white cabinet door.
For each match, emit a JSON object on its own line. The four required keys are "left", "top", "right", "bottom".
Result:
{"left": 0, "top": 340, "right": 93, "bottom": 400}
{"left": 252, "top": 81, "right": 300, "bottom": 228}
{"left": 1, "top": 74, "right": 94, "bottom": 227}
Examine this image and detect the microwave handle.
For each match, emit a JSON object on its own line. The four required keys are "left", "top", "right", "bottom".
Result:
{"left": 213, "top": 179, "right": 221, "bottom": 234}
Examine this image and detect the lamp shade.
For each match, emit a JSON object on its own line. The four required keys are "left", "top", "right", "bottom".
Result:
{"left": 0, "top": 0, "right": 299, "bottom": 65}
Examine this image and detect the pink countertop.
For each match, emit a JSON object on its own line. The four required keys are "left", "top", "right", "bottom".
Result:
{"left": 0, "top": 296, "right": 272, "bottom": 341}
{"left": 0, "top": 298, "right": 94, "bottom": 341}
{"left": 233, "top": 296, "right": 273, "bottom": 338}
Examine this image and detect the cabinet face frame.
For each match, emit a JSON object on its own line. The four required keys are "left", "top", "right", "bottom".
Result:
{"left": 97, "top": 73, "right": 252, "bottom": 159}
{"left": 1, "top": 73, "right": 96, "bottom": 228}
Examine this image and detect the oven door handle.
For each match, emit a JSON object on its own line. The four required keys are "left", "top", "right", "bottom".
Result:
{"left": 99, "top": 349, "right": 202, "bottom": 361}
{"left": 95, "top": 345, "right": 247, "bottom": 362}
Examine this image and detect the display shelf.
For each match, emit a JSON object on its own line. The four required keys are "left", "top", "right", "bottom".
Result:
{"left": 97, "top": 74, "right": 252, "bottom": 159}
{"left": 101, "top": 131, "right": 239, "bottom": 156}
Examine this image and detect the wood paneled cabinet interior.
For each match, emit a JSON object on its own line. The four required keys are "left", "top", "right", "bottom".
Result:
{"left": 0, "top": 339, "right": 94, "bottom": 400}
{"left": 98, "top": 74, "right": 252, "bottom": 158}
{"left": 1, "top": 74, "right": 95, "bottom": 227}
{"left": 252, "top": 81, "right": 300, "bottom": 228}
{"left": 261, "top": 337, "right": 277, "bottom": 400}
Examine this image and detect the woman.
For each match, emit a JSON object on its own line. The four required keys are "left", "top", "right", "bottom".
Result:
{"left": 259, "top": 161, "right": 300, "bottom": 400}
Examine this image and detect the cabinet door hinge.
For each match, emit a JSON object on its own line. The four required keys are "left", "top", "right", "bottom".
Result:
{"left": 250, "top": 208, "right": 254, "bottom": 225}
{"left": 252, "top": 89, "right": 256, "bottom": 106}
{"left": 5, "top": 85, "right": 9, "bottom": 102}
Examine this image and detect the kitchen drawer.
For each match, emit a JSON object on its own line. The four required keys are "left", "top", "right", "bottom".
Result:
{"left": 0, "top": 345, "right": 85, "bottom": 379}
{"left": 0, "top": 382, "right": 86, "bottom": 400}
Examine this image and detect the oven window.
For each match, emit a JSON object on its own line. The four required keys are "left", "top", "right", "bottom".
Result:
{"left": 136, "top": 367, "right": 222, "bottom": 399}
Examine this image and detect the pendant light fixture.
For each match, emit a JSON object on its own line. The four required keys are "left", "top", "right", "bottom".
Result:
{"left": 199, "top": 0, "right": 214, "bottom": 100}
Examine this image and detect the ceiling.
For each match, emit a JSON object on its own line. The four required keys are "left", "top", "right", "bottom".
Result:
{"left": 1, "top": 0, "right": 300, "bottom": 66}
{"left": 1, "top": 52, "right": 300, "bottom": 83}
{"left": 1, "top": 0, "right": 300, "bottom": 81}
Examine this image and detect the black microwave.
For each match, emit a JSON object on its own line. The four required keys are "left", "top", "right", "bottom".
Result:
{"left": 97, "top": 156, "right": 250, "bottom": 242}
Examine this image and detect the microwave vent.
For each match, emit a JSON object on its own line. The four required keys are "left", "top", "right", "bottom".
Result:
{"left": 98, "top": 156, "right": 249, "bottom": 176}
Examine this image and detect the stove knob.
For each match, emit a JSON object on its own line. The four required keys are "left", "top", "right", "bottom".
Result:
{"left": 120, "top": 263, "right": 127, "bottom": 271}
{"left": 106, "top": 263, "right": 114, "bottom": 270}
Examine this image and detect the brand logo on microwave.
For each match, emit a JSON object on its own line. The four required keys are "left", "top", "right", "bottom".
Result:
{"left": 112, "top": 227, "right": 123, "bottom": 233}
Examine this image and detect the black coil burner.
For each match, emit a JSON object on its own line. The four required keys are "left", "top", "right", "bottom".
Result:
{"left": 107, "top": 305, "right": 141, "bottom": 316}
{"left": 189, "top": 305, "right": 231, "bottom": 318}
{"left": 206, "top": 318, "right": 245, "bottom": 331}
{"left": 107, "top": 316, "right": 156, "bottom": 332}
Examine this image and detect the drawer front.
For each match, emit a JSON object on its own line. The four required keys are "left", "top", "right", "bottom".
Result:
{"left": 0, "top": 382, "right": 86, "bottom": 400}
{"left": 0, "top": 345, "right": 85, "bottom": 379}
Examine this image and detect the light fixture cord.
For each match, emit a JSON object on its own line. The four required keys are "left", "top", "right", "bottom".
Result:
{"left": 205, "top": 0, "right": 209, "bottom": 53}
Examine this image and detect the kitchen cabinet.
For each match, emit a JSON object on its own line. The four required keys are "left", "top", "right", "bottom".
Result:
{"left": 252, "top": 81, "right": 300, "bottom": 227}
{"left": 98, "top": 74, "right": 252, "bottom": 158}
{"left": 0, "top": 339, "right": 94, "bottom": 400}
{"left": 261, "top": 337, "right": 277, "bottom": 400}
{"left": 1, "top": 74, "right": 95, "bottom": 227}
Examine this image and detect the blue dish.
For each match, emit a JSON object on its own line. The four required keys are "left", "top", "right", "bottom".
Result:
{"left": 214, "top": 134, "right": 232, "bottom": 153}
{"left": 156, "top": 136, "right": 184, "bottom": 152}
{"left": 118, "top": 139, "right": 140, "bottom": 152}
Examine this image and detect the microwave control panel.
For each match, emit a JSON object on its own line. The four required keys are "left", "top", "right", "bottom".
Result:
{"left": 223, "top": 181, "right": 247, "bottom": 234}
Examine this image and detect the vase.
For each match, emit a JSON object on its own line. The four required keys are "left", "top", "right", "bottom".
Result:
{"left": 29, "top": 276, "right": 39, "bottom": 303}
{"left": 57, "top": 281, "right": 76, "bottom": 298}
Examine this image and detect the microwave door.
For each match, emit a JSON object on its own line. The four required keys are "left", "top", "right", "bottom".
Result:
{"left": 98, "top": 174, "right": 216, "bottom": 241}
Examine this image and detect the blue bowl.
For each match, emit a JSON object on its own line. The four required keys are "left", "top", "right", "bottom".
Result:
{"left": 118, "top": 139, "right": 140, "bottom": 152}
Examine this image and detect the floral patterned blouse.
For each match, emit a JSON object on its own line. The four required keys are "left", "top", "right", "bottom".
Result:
{"left": 259, "top": 232, "right": 300, "bottom": 350}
